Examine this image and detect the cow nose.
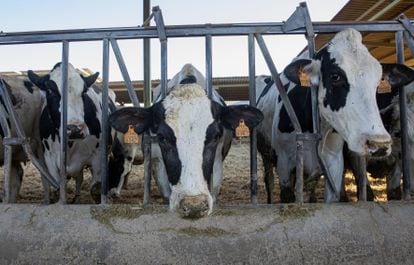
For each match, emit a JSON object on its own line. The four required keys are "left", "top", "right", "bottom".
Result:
{"left": 178, "top": 195, "right": 210, "bottom": 219}
{"left": 67, "top": 124, "right": 85, "bottom": 139}
{"left": 180, "top": 75, "right": 197, "bottom": 84}
{"left": 366, "top": 136, "right": 392, "bottom": 157}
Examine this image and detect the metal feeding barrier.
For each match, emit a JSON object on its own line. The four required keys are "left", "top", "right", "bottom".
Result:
{"left": 0, "top": 1, "right": 413, "bottom": 205}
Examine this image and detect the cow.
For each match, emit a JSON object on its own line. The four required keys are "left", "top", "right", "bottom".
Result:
{"left": 109, "top": 64, "right": 263, "bottom": 218}
{"left": 256, "top": 28, "right": 392, "bottom": 203}
{"left": 27, "top": 63, "right": 113, "bottom": 203}
{"left": 0, "top": 75, "right": 44, "bottom": 202}
{"left": 346, "top": 64, "right": 414, "bottom": 200}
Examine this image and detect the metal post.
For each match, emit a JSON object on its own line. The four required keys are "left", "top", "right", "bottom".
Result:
{"left": 110, "top": 38, "right": 140, "bottom": 107}
{"left": 101, "top": 38, "right": 110, "bottom": 204}
{"left": 143, "top": 0, "right": 151, "bottom": 107}
{"left": 143, "top": 132, "right": 152, "bottom": 205}
{"left": 248, "top": 34, "right": 258, "bottom": 205}
{"left": 153, "top": 6, "right": 168, "bottom": 99}
{"left": 59, "top": 40, "right": 69, "bottom": 204}
{"left": 0, "top": 89, "right": 12, "bottom": 203}
{"left": 396, "top": 30, "right": 411, "bottom": 200}
{"left": 206, "top": 27, "right": 213, "bottom": 100}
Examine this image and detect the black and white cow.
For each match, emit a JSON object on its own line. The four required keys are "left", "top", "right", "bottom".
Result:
{"left": 109, "top": 64, "right": 263, "bottom": 218}
{"left": 27, "top": 63, "right": 112, "bottom": 203}
{"left": 256, "top": 28, "right": 392, "bottom": 203}
{"left": 346, "top": 64, "right": 414, "bottom": 200}
{"left": 0, "top": 75, "right": 44, "bottom": 202}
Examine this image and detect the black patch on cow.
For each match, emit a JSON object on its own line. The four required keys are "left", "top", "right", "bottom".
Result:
{"left": 179, "top": 75, "right": 197, "bottom": 84}
{"left": 43, "top": 140, "right": 50, "bottom": 151}
{"left": 82, "top": 92, "right": 101, "bottom": 138}
{"left": 277, "top": 83, "right": 292, "bottom": 103}
{"left": 278, "top": 84, "right": 313, "bottom": 133}
{"left": 126, "top": 156, "right": 132, "bottom": 161}
{"left": 108, "top": 136, "right": 125, "bottom": 189}
{"left": 96, "top": 142, "right": 99, "bottom": 148}
{"left": 68, "top": 141, "right": 74, "bottom": 148}
{"left": 202, "top": 122, "right": 223, "bottom": 185}
{"left": 39, "top": 105, "right": 59, "bottom": 142}
{"left": 256, "top": 77, "right": 273, "bottom": 105}
{"left": 24, "top": 81, "right": 34, "bottom": 94}
{"left": 318, "top": 48, "right": 350, "bottom": 111}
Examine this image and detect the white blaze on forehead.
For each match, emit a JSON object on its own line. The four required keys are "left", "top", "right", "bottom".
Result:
{"left": 163, "top": 84, "right": 213, "bottom": 198}
{"left": 49, "top": 63, "right": 87, "bottom": 127}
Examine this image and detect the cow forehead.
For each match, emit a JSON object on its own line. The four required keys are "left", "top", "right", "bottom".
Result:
{"left": 162, "top": 84, "right": 213, "bottom": 134}
{"left": 327, "top": 29, "right": 381, "bottom": 83}
{"left": 49, "top": 63, "right": 85, "bottom": 95}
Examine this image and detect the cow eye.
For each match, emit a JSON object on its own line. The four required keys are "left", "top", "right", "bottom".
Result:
{"left": 331, "top": 73, "right": 341, "bottom": 82}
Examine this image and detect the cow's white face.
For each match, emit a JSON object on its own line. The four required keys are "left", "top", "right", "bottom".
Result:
{"left": 28, "top": 63, "right": 100, "bottom": 140}
{"left": 109, "top": 64, "right": 263, "bottom": 218}
{"left": 285, "top": 29, "right": 391, "bottom": 156}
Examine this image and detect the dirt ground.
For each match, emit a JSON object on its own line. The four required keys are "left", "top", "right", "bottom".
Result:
{"left": 0, "top": 139, "right": 389, "bottom": 205}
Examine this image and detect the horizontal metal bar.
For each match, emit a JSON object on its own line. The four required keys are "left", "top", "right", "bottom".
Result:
{"left": 0, "top": 21, "right": 412, "bottom": 45}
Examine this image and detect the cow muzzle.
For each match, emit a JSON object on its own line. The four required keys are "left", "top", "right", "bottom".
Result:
{"left": 178, "top": 194, "right": 210, "bottom": 219}
{"left": 67, "top": 124, "right": 86, "bottom": 139}
{"left": 365, "top": 135, "right": 392, "bottom": 158}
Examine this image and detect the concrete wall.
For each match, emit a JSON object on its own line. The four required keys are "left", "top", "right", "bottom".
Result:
{"left": 0, "top": 203, "right": 413, "bottom": 264}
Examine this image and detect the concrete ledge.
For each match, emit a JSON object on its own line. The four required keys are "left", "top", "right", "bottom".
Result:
{"left": 0, "top": 203, "right": 413, "bottom": 264}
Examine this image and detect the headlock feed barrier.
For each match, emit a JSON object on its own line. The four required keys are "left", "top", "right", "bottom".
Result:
{"left": 1, "top": 1, "right": 414, "bottom": 205}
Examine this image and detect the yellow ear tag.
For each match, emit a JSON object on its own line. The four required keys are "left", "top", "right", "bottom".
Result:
{"left": 377, "top": 79, "right": 391, "bottom": 94}
{"left": 299, "top": 68, "right": 311, "bottom": 87}
{"left": 123, "top": 125, "right": 139, "bottom": 144}
{"left": 235, "top": 119, "right": 250, "bottom": 138}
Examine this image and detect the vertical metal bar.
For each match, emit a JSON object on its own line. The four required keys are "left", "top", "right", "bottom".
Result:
{"left": 110, "top": 38, "right": 140, "bottom": 107}
{"left": 153, "top": 6, "right": 168, "bottom": 99}
{"left": 143, "top": 133, "right": 152, "bottom": 205}
{"left": 59, "top": 40, "right": 69, "bottom": 204}
{"left": 248, "top": 34, "right": 258, "bottom": 205}
{"left": 100, "top": 38, "right": 110, "bottom": 204}
{"left": 205, "top": 27, "right": 213, "bottom": 100}
{"left": 396, "top": 30, "right": 411, "bottom": 200}
{"left": 0, "top": 88, "right": 12, "bottom": 203}
{"left": 143, "top": 0, "right": 151, "bottom": 107}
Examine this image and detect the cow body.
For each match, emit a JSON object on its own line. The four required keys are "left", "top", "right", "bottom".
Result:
{"left": 346, "top": 64, "right": 414, "bottom": 200}
{"left": 28, "top": 63, "right": 110, "bottom": 203}
{"left": 109, "top": 64, "right": 263, "bottom": 218}
{"left": 256, "top": 29, "right": 391, "bottom": 203}
{"left": 0, "top": 75, "right": 44, "bottom": 202}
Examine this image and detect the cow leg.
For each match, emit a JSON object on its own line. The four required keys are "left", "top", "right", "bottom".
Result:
{"left": 72, "top": 172, "right": 83, "bottom": 204}
{"left": 386, "top": 164, "right": 402, "bottom": 200}
{"left": 347, "top": 152, "right": 374, "bottom": 201}
{"left": 262, "top": 152, "right": 275, "bottom": 204}
{"left": 277, "top": 153, "right": 295, "bottom": 203}
{"left": 320, "top": 132, "right": 344, "bottom": 203}
{"left": 8, "top": 162, "right": 23, "bottom": 203}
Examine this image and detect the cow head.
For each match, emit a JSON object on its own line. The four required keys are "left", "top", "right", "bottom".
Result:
{"left": 110, "top": 65, "right": 263, "bottom": 218}
{"left": 28, "top": 63, "right": 99, "bottom": 139}
{"left": 284, "top": 28, "right": 391, "bottom": 157}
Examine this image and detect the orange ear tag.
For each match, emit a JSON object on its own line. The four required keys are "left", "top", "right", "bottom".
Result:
{"left": 123, "top": 125, "right": 139, "bottom": 144}
{"left": 377, "top": 79, "right": 392, "bottom": 94}
{"left": 299, "top": 68, "right": 311, "bottom": 87}
{"left": 235, "top": 119, "right": 250, "bottom": 138}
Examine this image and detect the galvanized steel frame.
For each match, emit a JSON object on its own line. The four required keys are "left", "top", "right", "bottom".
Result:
{"left": 1, "top": 2, "right": 413, "bottom": 204}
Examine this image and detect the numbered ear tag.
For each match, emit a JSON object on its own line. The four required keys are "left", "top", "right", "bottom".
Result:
{"left": 377, "top": 79, "right": 391, "bottom": 94}
{"left": 235, "top": 119, "right": 250, "bottom": 138}
{"left": 123, "top": 125, "right": 139, "bottom": 144}
{"left": 299, "top": 68, "right": 311, "bottom": 87}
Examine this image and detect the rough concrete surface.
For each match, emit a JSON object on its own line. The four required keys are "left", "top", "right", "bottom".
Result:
{"left": 0, "top": 202, "right": 414, "bottom": 265}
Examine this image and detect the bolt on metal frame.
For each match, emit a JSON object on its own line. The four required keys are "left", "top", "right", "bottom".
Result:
{"left": 1, "top": 2, "right": 413, "bottom": 204}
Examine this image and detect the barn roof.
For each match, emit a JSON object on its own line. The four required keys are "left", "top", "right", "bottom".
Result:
{"left": 313, "top": 0, "right": 414, "bottom": 66}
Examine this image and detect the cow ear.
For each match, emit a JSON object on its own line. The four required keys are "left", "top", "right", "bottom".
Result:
{"left": 220, "top": 105, "right": 264, "bottom": 131}
{"left": 109, "top": 107, "right": 152, "bottom": 134}
{"left": 82, "top": 72, "right": 99, "bottom": 88}
{"left": 283, "top": 59, "right": 320, "bottom": 86}
{"left": 382, "top": 63, "right": 414, "bottom": 88}
{"left": 27, "top": 70, "right": 49, "bottom": 89}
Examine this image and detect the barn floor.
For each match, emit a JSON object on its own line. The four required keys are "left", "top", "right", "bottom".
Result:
{"left": 0, "top": 139, "right": 393, "bottom": 204}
